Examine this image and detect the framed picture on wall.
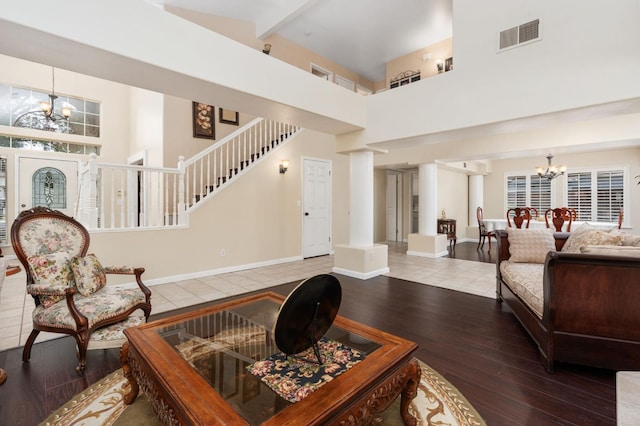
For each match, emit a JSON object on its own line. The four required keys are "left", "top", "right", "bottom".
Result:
{"left": 192, "top": 102, "right": 215, "bottom": 139}
{"left": 219, "top": 108, "right": 239, "bottom": 125}
{"left": 445, "top": 57, "right": 453, "bottom": 72}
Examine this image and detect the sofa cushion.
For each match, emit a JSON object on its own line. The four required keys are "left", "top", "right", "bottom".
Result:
{"left": 507, "top": 228, "right": 556, "bottom": 263}
{"left": 580, "top": 245, "right": 640, "bottom": 258}
{"left": 500, "top": 261, "right": 544, "bottom": 319}
{"left": 561, "top": 223, "right": 623, "bottom": 253}
{"left": 619, "top": 233, "right": 640, "bottom": 247}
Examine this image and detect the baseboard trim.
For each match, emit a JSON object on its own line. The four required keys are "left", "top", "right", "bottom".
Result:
{"left": 116, "top": 256, "right": 304, "bottom": 288}
{"left": 331, "top": 266, "right": 390, "bottom": 280}
{"left": 407, "top": 250, "right": 449, "bottom": 258}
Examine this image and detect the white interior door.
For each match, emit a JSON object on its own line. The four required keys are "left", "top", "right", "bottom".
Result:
{"left": 18, "top": 156, "right": 79, "bottom": 217}
{"left": 302, "top": 158, "right": 331, "bottom": 258}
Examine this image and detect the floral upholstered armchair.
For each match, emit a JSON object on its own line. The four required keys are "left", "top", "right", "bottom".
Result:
{"left": 11, "top": 207, "right": 152, "bottom": 373}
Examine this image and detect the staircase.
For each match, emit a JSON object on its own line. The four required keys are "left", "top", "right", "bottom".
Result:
{"left": 76, "top": 117, "right": 302, "bottom": 230}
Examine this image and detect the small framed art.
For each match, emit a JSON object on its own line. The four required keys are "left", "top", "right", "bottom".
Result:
{"left": 219, "top": 108, "right": 239, "bottom": 126}
{"left": 192, "top": 102, "right": 215, "bottom": 139}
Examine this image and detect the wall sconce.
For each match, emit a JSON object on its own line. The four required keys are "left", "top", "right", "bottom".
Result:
{"left": 436, "top": 59, "right": 444, "bottom": 73}
{"left": 279, "top": 160, "right": 289, "bottom": 174}
{"left": 262, "top": 43, "right": 272, "bottom": 55}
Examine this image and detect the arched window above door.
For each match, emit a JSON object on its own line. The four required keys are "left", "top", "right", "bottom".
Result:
{"left": 32, "top": 167, "right": 67, "bottom": 209}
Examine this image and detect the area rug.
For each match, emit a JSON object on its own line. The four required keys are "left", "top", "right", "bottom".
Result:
{"left": 40, "top": 358, "right": 486, "bottom": 426}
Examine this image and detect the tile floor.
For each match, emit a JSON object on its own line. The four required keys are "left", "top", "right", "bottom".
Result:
{"left": 0, "top": 242, "right": 496, "bottom": 352}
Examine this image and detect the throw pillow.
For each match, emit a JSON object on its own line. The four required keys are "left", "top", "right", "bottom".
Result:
{"left": 507, "top": 228, "right": 556, "bottom": 263}
{"left": 27, "top": 252, "right": 74, "bottom": 308}
{"left": 620, "top": 233, "right": 640, "bottom": 247}
{"left": 580, "top": 245, "right": 640, "bottom": 258}
{"left": 561, "top": 223, "right": 596, "bottom": 253}
{"left": 562, "top": 228, "right": 624, "bottom": 253}
{"left": 70, "top": 254, "right": 107, "bottom": 297}
{"left": 561, "top": 223, "right": 620, "bottom": 253}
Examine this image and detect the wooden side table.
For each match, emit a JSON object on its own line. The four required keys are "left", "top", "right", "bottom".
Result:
{"left": 437, "top": 218, "right": 457, "bottom": 252}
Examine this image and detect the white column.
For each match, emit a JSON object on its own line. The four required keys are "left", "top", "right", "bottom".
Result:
{"left": 469, "top": 174, "right": 484, "bottom": 224}
{"left": 418, "top": 163, "right": 437, "bottom": 235}
{"left": 349, "top": 151, "right": 374, "bottom": 247}
{"left": 333, "top": 149, "right": 388, "bottom": 279}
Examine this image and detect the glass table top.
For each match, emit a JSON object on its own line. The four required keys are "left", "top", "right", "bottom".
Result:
{"left": 156, "top": 298, "right": 380, "bottom": 425}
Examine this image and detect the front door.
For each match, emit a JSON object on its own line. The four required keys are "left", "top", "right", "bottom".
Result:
{"left": 18, "top": 156, "right": 79, "bottom": 217}
{"left": 302, "top": 158, "right": 331, "bottom": 258}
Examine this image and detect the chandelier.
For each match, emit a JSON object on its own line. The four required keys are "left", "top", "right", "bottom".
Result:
{"left": 13, "top": 68, "right": 74, "bottom": 133}
{"left": 536, "top": 154, "right": 566, "bottom": 180}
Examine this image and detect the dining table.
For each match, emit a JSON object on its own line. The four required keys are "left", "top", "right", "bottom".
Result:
{"left": 482, "top": 219, "right": 617, "bottom": 233}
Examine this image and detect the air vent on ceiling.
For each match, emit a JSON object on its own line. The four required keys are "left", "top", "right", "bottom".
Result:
{"left": 499, "top": 19, "right": 540, "bottom": 50}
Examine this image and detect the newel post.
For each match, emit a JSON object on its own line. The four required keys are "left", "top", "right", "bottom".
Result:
{"left": 177, "top": 156, "right": 187, "bottom": 225}
{"left": 77, "top": 153, "right": 99, "bottom": 229}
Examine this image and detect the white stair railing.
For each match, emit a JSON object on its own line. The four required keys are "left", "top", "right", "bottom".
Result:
{"left": 76, "top": 118, "right": 301, "bottom": 230}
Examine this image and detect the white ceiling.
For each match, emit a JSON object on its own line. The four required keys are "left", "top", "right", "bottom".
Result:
{"left": 145, "top": 0, "right": 453, "bottom": 82}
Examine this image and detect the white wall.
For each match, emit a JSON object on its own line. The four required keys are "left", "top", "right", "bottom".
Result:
{"left": 88, "top": 129, "right": 350, "bottom": 281}
{"left": 128, "top": 87, "right": 163, "bottom": 166}
{"left": 338, "top": 0, "right": 640, "bottom": 149}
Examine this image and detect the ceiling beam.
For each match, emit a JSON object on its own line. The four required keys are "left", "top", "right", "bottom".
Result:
{"left": 256, "top": 0, "right": 320, "bottom": 39}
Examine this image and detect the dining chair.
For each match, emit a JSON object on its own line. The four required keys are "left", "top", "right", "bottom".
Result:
{"left": 506, "top": 207, "right": 531, "bottom": 229}
{"left": 545, "top": 208, "right": 573, "bottom": 232}
{"left": 476, "top": 206, "right": 493, "bottom": 252}
{"left": 618, "top": 207, "right": 624, "bottom": 229}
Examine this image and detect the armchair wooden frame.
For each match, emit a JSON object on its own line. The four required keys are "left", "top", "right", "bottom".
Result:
{"left": 11, "top": 207, "right": 152, "bottom": 373}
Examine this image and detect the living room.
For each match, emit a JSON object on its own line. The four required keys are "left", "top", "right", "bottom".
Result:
{"left": 0, "top": 0, "right": 638, "bottom": 424}
{"left": 0, "top": 1, "right": 637, "bottom": 282}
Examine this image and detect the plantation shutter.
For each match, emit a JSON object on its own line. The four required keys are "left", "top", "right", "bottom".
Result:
{"left": 567, "top": 172, "right": 592, "bottom": 220}
{"left": 506, "top": 175, "right": 526, "bottom": 208}
{"left": 529, "top": 175, "right": 551, "bottom": 215}
{"left": 596, "top": 170, "right": 623, "bottom": 222}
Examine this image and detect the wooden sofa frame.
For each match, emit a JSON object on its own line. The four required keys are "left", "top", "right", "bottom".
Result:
{"left": 495, "top": 229, "right": 640, "bottom": 372}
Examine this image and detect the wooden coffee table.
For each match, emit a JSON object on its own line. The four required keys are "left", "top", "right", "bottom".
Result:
{"left": 121, "top": 291, "right": 420, "bottom": 425}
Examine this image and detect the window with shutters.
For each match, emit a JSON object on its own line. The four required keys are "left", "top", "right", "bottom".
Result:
{"left": 596, "top": 170, "right": 623, "bottom": 222}
{"left": 505, "top": 174, "right": 551, "bottom": 215}
{"left": 529, "top": 175, "right": 551, "bottom": 214}
{"left": 567, "top": 172, "right": 592, "bottom": 220}
{"left": 506, "top": 175, "right": 526, "bottom": 208}
{"left": 566, "top": 168, "right": 626, "bottom": 224}
{"left": 505, "top": 168, "right": 626, "bottom": 226}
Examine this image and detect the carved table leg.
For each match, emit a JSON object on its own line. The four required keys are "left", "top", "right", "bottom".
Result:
{"left": 120, "top": 341, "right": 139, "bottom": 405}
{"left": 400, "top": 358, "right": 421, "bottom": 426}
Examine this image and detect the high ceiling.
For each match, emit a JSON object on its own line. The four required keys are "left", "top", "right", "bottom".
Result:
{"left": 145, "top": 0, "right": 453, "bottom": 82}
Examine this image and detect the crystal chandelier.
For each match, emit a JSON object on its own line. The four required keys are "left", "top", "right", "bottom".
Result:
{"left": 13, "top": 68, "right": 74, "bottom": 133}
{"left": 536, "top": 154, "right": 566, "bottom": 180}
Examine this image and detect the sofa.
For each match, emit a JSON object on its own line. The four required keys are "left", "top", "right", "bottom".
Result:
{"left": 495, "top": 225, "right": 640, "bottom": 372}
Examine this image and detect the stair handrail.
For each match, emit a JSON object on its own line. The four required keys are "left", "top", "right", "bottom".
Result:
{"left": 182, "top": 117, "right": 263, "bottom": 167}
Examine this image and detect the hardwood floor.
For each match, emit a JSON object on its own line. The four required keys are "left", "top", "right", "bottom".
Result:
{"left": 0, "top": 257, "right": 616, "bottom": 425}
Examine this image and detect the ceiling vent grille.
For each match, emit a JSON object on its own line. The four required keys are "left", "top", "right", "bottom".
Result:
{"left": 499, "top": 19, "right": 540, "bottom": 50}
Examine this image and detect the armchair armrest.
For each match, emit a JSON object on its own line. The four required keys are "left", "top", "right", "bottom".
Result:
{"left": 26, "top": 282, "right": 75, "bottom": 297}
{"left": 103, "top": 266, "right": 136, "bottom": 274}
{"left": 103, "top": 266, "right": 151, "bottom": 302}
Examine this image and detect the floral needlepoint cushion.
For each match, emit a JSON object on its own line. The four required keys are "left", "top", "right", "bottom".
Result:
{"left": 27, "top": 252, "right": 74, "bottom": 308}
{"left": 70, "top": 254, "right": 107, "bottom": 296}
